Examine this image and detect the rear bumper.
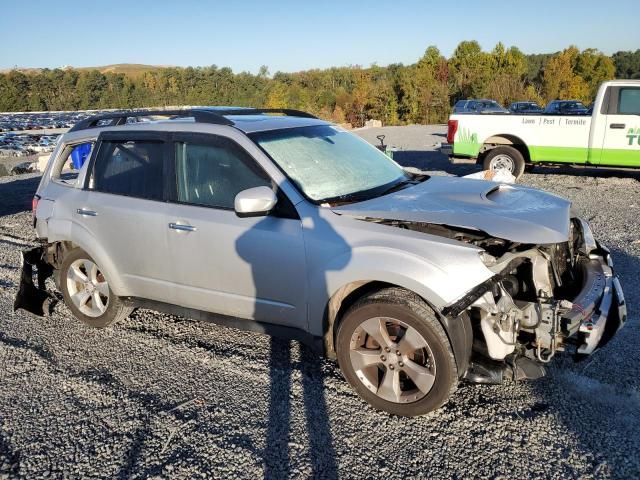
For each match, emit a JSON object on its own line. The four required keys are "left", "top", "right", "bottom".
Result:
{"left": 562, "top": 248, "right": 627, "bottom": 355}
{"left": 13, "top": 246, "right": 56, "bottom": 317}
{"left": 440, "top": 143, "right": 453, "bottom": 156}
{"left": 441, "top": 144, "right": 477, "bottom": 164}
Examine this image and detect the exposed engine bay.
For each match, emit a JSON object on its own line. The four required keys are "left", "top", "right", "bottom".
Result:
{"left": 373, "top": 217, "right": 627, "bottom": 381}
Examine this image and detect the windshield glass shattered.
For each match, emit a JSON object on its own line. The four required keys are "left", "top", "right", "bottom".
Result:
{"left": 251, "top": 125, "right": 408, "bottom": 202}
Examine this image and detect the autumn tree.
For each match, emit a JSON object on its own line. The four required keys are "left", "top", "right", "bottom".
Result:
{"left": 612, "top": 50, "right": 640, "bottom": 79}
{"left": 398, "top": 46, "right": 449, "bottom": 124}
{"left": 484, "top": 43, "right": 529, "bottom": 105}
{"left": 0, "top": 42, "right": 624, "bottom": 124}
{"left": 542, "top": 47, "right": 590, "bottom": 102}
{"left": 449, "top": 40, "right": 492, "bottom": 100}
{"left": 575, "top": 49, "right": 615, "bottom": 98}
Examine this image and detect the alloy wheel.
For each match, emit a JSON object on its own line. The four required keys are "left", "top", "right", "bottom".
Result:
{"left": 349, "top": 317, "right": 436, "bottom": 403}
{"left": 66, "top": 259, "right": 110, "bottom": 317}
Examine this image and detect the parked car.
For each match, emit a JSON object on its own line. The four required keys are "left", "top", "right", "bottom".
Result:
{"left": 508, "top": 101, "right": 543, "bottom": 114}
{"left": 453, "top": 99, "right": 509, "bottom": 114}
{"left": 544, "top": 100, "right": 589, "bottom": 115}
{"left": 441, "top": 80, "right": 640, "bottom": 179}
{"left": 17, "top": 107, "right": 626, "bottom": 417}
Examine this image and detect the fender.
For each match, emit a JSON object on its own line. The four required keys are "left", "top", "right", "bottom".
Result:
{"left": 308, "top": 245, "right": 491, "bottom": 334}
{"left": 47, "top": 217, "right": 127, "bottom": 296}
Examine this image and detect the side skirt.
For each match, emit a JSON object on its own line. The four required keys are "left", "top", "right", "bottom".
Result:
{"left": 123, "top": 297, "right": 325, "bottom": 355}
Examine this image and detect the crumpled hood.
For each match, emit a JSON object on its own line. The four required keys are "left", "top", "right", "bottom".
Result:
{"left": 332, "top": 176, "right": 571, "bottom": 244}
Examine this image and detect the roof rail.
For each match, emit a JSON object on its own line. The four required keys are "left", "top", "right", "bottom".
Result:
{"left": 209, "top": 108, "right": 318, "bottom": 119}
{"left": 68, "top": 107, "right": 318, "bottom": 132}
{"left": 68, "top": 108, "right": 233, "bottom": 132}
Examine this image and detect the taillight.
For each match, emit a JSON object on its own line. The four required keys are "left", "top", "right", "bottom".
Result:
{"left": 447, "top": 119, "right": 458, "bottom": 144}
{"left": 32, "top": 195, "right": 40, "bottom": 216}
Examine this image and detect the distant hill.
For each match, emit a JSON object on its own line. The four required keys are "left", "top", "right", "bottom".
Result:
{"left": 0, "top": 64, "right": 177, "bottom": 78}
{"left": 78, "top": 64, "right": 177, "bottom": 78}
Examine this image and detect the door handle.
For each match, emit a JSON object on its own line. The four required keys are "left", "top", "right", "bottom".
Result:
{"left": 169, "top": 222, "right": 197, "bottom": 232}
{"left": 610, "top": 123, "right": 626, "bottom": 129}
{"left": 76, "top": 208, "right": 98, "bottom": 216}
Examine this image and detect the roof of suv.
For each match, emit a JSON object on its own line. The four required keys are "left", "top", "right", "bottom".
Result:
{"left": 210, "top": 114, "right": 328, "bottom": 133}
{"left": 69, "top": 107, "right": 329, "bottom": 135}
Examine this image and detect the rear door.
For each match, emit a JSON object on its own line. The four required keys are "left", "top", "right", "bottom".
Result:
{"left": 76, "top": 131, "right": 175, "bottom": 302}
{"left": 599, "top": 86, "right": 640, "bottom": 166}
{"left": 163, "top": 132, "right": 307, "bottom": 329}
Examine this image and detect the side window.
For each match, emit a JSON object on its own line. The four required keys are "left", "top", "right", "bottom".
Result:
{"left": 91, "top": 140, "right": 165, "bottom": 200}
{"left": 52, "top": 140, "right": 95, "bottom": 185}
{"left": 618, "top": 88, "right": 640, "bottom": 115}
{"left": 174, "top": 137, "right": 271, "bottom": 209}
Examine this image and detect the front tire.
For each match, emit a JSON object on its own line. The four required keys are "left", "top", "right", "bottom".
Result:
{"left": 483, "top": 145, "right": 525, "bottom": 179}
{"left": 60, "top": 248, "right": 132, "bottom": 328}
{"left": 336, "top": 288, "right": 457, "bottom": 416}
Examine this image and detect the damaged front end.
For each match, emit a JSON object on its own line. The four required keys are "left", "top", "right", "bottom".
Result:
{"left": 14, "top": 245, "right": 57, "bottom": 316}
{"left": 448, "top": 218, "right": 626, "bottom": 382}
{"left": 379, "top": 217, "right": 627, "bottom": 383}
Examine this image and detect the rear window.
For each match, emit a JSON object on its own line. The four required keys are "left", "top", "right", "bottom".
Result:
{"left": 91, "top": 140, "right": 164, "bottom": 200}
{"left": 619, "top": 88, "right": 640, "bottom": 115}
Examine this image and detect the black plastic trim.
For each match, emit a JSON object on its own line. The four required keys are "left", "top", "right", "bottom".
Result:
{"left": 441, "top": 276, "right": 498, "bottom": 318}
{"left": 125, "top": 297, "right": 324, "bottom": 354}
{"left": 440, "top": 312, "right": 473, "bottom": 377}
{"left": 68, "top": 108, "right": 318, "bottom": 133}
{"left": 69, "top": 109, "right": 235, "bottom": 132}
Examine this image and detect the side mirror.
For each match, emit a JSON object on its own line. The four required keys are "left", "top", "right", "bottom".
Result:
{"left": 234, "top": 186, "right": 277, "bottom": 217}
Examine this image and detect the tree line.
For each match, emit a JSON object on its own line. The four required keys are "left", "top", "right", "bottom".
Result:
{"left": 1, "top": 42, "right": 639, "bottom": 126}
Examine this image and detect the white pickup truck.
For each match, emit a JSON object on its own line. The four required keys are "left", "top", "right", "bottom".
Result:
{"left": 442, "top": 80, "right": 640, "bottom": 178}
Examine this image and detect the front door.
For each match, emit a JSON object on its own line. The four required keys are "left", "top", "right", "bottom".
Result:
{"left": 164, "top": 133, "right": 307, "bottom": 329}
{"left": 599, "top": 85, "right": 640, "bottom": 166}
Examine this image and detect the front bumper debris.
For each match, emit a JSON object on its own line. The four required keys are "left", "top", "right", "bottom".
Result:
{"left": 563, "top": 249, "right": 627, "bottom": 355}
{"left": 13, "top": 246, "right": 56, "bottom": 316}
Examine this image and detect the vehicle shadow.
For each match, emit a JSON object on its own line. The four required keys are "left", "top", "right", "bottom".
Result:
{"left": 393, "top": 149, "right": 640, "bottom": 182}
{"left": 393, "top": 149, "right": 479, "bottom": 176}
{"left": 236, "top": 209, "right": 349, "bottom": 479}
{"left": 527, "top": 246, "right": 640, "bottom": 477}
{"left": 0, "top": 172, "right": 79, "bottom": 217}
{"left": 0, "top": 174, "right": 41, "bottom": 216}
{"left": 527, "top": 164, "right": 640, "bottom": 181}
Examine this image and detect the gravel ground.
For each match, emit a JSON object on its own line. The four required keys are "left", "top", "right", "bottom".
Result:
{"left": 0, "top": 125, "right": 639, "bottom": 479}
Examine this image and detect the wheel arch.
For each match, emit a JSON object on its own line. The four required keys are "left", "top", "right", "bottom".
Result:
{"left": 322, "top": 280, "right": 473, "bottom": 377}
{"left": 480, "top": 134, "right": 531, "bottom": 164}
{"left": 48, "top": 225, "right": 127, "bottom": 296}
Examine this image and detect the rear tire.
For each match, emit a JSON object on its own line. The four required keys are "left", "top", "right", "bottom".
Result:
{"left": 483, "top": 145, "right": 525, "bottom": 179}
{"left": 336, "top": 288, "right": 457, "bottom": 416}
{"left": 60, "top": 248, "right": 132, "bottom": 328}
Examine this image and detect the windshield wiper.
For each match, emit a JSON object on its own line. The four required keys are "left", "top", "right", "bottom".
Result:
{"left": 321, "top": 176, "right": 422, "bottom": 205}
{"left": 377, "top": 179, "right": 416, "bottom": 196}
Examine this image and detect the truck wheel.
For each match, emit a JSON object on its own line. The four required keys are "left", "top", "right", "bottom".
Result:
{"left": 336, "top": 288, "right": 457, "bottom": 416}
{"left": 483, "top": 146, "right": 525, "bottom": 179}
{"left": 60, "top": 248, "right": 132, "bottom": 328}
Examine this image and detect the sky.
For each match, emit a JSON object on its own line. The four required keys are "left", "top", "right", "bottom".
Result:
{"left": 1, "top": 0, "right": 638, "bottom": 73}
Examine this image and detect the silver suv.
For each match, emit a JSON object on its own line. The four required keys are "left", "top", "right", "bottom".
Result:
{"left": 16, "top": 108, "right": 626, "bottom": 417}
